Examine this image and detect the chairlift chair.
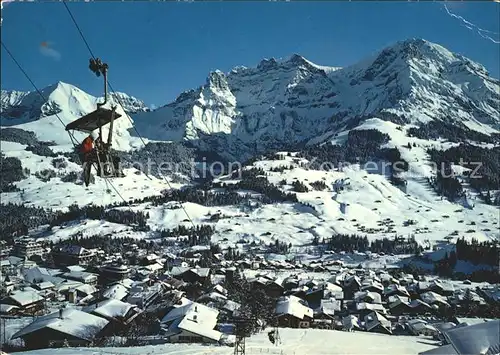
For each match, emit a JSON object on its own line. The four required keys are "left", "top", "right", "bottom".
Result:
{"left": 65, "top": 58, "right": 124, "bottom": 184}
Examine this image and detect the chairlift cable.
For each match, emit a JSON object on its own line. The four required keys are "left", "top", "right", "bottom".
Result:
{"left": 62, "top": 0, "right": 198, "bottom": 230}
{"left": 1, "top": 41, "right": 133, "bottom": 212}
{"left": 1, "top": 41, "right": 78, "bottom": 145}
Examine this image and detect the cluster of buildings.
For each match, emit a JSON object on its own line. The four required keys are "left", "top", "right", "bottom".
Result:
{"left": 1, "top": 238, "right": 499, "bottom": 352}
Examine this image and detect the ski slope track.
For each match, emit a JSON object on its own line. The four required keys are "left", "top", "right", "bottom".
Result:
{"left": 1, "top": 38, "right": 499, "bottom": 247}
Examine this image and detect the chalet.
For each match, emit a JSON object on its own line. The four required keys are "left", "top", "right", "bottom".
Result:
{"left": 354, "top": 291, "right": 382, "bottom": 304}
{"left": 276, "top": 295, "right": 313, "bottom": 328}
{"left": 342, "top": 315, "right": 362, "bottom": 332}
{"left": 11, "top": 308, "right": 109, "bottom": 350}
{"left": 343, "top": 275, "right": 361, "bottom": 299}
{"left": 313, "top": 298, "right": 341, "bottom": 329}
{"left": 3, "top": 289, "right": 45, "bottom": 315}
{"left": 420, "top": 291, "right": 450, "bottom": 308}
{"left": 161, "top": 302, "right": 222, "bottom": 343}
{"left": 32, "top": 281, "right": 55, "bottom": 292}
{"left": 51, "top": 245, "right": 95, "bottom": 267}
{"left": 127, "top": 283, "right": 163, "bottom": 309}
{"left": 83, "top": 299, "right": 142, "bottom": 327}
{"left": 23, "top": 266, "right": 61, "bottom": 284}
{"left": 103, "top": 283, "right": 129, "bottom": 301}
{"left": 265, "top": 280, "right": 285, "bottom": 298}
{"left": 360, "top": 279, "right": 384, "bottom": 294}
{"left": 355, "top": 302, "right": 387, "bottom": 317}
{"left": 384, "top": 284, "right": 410, "bottom": 298}
{"left": 0, "top": 304, "right": 19, "bottom": 316}
{"left": 282, "top": 277, "right": 300, "bottom": 291}
{"left": 364, "top": 311, "right": 392, "bottom": 335}
{"left": 0, "top": 275, "right": 15, "bottom": 293}
{"left": 197, "top": 291, "right": 228, "bottom": 305}
{"left": 170, "top": 267, "right": 211, "bottom": 285}
{"left": 62, "top": 271, "right": 98, "bottom": 286}
{"left": 417, "top": 280, "right": 454, "bottom": 296}
{"left": 379, "top": 273, "right": 399, "bottom": 286}
{"left": 406, "top": 319, "right": 439, "bottom": 337}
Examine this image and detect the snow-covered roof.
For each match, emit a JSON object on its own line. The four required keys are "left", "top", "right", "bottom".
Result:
{"left": 420, "top": 291, "right": 449, "bottom": 306}
{"left": 445, "top": 320, "right": 500, "bottom": 355}
{"left": 0, "top": 260, "right": 10, "bottom": 267}
{"left": 83, "top": 299, "right": 138, "bottom": 320}
{"left": 364, "top": 311, "right": 391, "bottom": 331}
{"left": 384, "top": 284, "right": 409, "bottom": 296}
{"left": 0, "top": 304, "right": 19, "bottom": 313}
{"left": 34, "top": 281, "right": 55, "bottom": 290}
{"left": 56, "top": 245, "right": 91, "bottom": 256}
{"left": 162, "top": 301, "right": 221, "bottom": 341}
{"left": 197, "top": 291, "right": 228, "bottom": 303}
{"left": 354, "top": 291, "right": 382, "bottom": 304}
{"left": 276, "top": 295, "right": 313, "bottom": 320}
{"left": 12, "top": 308, "right": 108, "bottom": 341}
{"left": 315, "top": 298, "right": 341, "bottom": 316}
{"left": 223, "top": 300, "right": 241, "bottom": 312}
{"left": 418, "top": 344, "right": 457, "bottom": 355}
{"left": 361, "top": 279, "right": 384, "bottom": 292}
{"left": 356, "top": 302, "right": 386, "bottom": 313}
{"left": 8, "top": 289, "right": 44, "bottom": 306}
{"left": 212, "top": 284, "right": 228, "bottom": 295}
{"left": 65, "top": 265, "right": 86, "bottom": 273}
{"left": 454, "top": 317, "right": 495, "bottom": 327}
{"left": 102, "top": 284, "right": 129, "bottom": 301}
{"left": 62, "top": 271, "right": 98, "bottom": 282}
{"left": 23, "top": 266, "right": 57, "bottom": 283}
{"left": 162, "top": 301, "right": 217, "bottom": 324}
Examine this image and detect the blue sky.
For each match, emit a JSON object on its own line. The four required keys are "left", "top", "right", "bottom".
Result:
{"left": 1, "top": 1, "right": 499, "bottom": 107}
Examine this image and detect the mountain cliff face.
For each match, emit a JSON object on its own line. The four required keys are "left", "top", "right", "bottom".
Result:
{"left": 131, "top": 38, "right": 499, "bottom": 158}
{"left": 0, "top": 82, "right": 147, "bottom": 149}
{"left": 1, "top": 39, "right": 499, "bottom": 158}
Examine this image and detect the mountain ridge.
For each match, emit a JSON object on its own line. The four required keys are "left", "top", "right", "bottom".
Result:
{"left": 1, "top": 38, "right": 499, "bottom": 159}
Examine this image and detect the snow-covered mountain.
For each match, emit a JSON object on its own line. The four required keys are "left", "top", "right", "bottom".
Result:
{"left": 1, "top": 82, "right": 148, "bottom": 150}
{"left": 132, "top": 38, "right": 499, "bottom": 157}
{"left": 1, "top": 38, "right": 499, "bottom": 248}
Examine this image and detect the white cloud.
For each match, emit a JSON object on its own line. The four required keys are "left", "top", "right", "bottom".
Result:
{"left": 40, "top": 44, "right": 62, "bottom": 61}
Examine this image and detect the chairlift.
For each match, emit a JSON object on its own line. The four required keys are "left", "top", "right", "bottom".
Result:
{"left": 65, "top": 58, "right": 124, "bottom": 185}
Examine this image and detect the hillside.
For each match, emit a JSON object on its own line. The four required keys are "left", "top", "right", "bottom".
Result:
{"left": 1, "top": 38, "right": 499, "bottom": 251}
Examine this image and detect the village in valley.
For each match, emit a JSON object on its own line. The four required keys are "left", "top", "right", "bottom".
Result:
{"left": 1, "top": 1, "right": 500, "bottom": 353}
{"left": 0, "top": 232, "right": 499, "bottom": 354}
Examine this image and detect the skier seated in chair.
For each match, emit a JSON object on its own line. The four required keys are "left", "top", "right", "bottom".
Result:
{"left": 80, "top": 131, "right": 123, "bottom": 180}
{"left": 80, "top": 131, "right": 99, "bottom": 165}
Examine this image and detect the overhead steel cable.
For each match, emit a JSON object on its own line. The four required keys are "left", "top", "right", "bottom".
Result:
{"left": 61, "top": 0, "right": 199, "bottom": 230}
{"left": 1, "top": 40, "right": 134, "bottom": 212}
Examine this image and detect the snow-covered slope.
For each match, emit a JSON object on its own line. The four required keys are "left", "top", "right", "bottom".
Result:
{"left": 14, "top": 327, "right": 438, "bottom": 355}
{"left": 132, "top": 39, "right": 499, "bottom": 157}
{"left": 1, "top": 82, "right": 148, "bottom": 150}
{"left": 1, "top": 38, "right": 499, "bottom": 249}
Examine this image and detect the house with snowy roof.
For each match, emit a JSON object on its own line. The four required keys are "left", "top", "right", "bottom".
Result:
{"left": 11, "top": 308, "right": 109, "bottom": 350}
{"left": 364, "top": 311, "right": 392, "bottom": 335}
{"left": 313, "top": 298, "right": 341, "bottom": 329}
{"left": 2, "top": 288, "right": 45, "bottom": 315}
{"left": 161, "top": 301, "right": 222, "bottom": 343}
{"left": 83, "top": 298, "right": 142, "bottom": 327}
{"left": 61, "top": 271, "right": 98, "bottom": 285}
{"left": 420, "top": 291, "right": 450, "bottom": 308}
{"left": 51, "top": 245, "right": 95, "bottom": 267}
{"left": 276, "top": 295, "right": 313, "bottom": 328}
{"left": 170, "top": 267, "right": 211, "bottom": 285}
